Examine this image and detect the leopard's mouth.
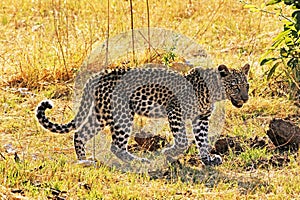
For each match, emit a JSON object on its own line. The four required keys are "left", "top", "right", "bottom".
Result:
{"left": 230, "top": 98, "right": 244, "bottom": 108}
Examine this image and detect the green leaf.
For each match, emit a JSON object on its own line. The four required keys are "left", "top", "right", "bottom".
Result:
{"left": 243, "top": 4, "right": 257, "bottom": 9}
{"left": 260, "top": 57, "right": 278, "bottom": 65}
{"left": 267, "top": 62, "right": 281, "bottom": 80}
{"left": 266, "top": 0, "right": 282, "bottom": 6}
{"left": 243, "top": 4, "right": 260, "bottom": 12}
{"left": 285, "top": 37, "right": 295, "bottom": 46}
{"left": 284, "top": 0, "right": 293, "bottom": 6}
{"left": 271, "top": 29, "right": 291, "bottom": 48}
{"left": 280, "top": 48, "right": 289, "bottom": 57}
{"left": 292, "top": 10, "right": 300, "bottom": 27}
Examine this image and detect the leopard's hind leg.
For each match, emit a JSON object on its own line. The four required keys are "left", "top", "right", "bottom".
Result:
{"left": 110, "top": 109, "right": 150, "bottom": 163}
{"left": 74, "top": 105, "right": 105, "bottom": 160}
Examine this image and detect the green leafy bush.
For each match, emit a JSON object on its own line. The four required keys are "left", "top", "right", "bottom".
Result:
{"left": 247, "top": 0, "right": 300, "bottom": 98}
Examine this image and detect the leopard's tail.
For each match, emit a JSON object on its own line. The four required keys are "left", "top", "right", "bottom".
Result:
{"left": 35, "top": 73, "right": 100, "bottom": 133}
{"left": 35, "top": 100, "right": 77, "bottom": 133}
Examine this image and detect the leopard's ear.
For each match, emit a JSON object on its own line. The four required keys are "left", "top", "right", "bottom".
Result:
{"left": 218, "top": 64, "right": 229, "bottom": 77}
{"left": 242, "top": 64, "right": 250, "bottom": 76}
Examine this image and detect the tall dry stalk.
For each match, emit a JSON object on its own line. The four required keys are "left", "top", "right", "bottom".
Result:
{"left": 129, "top": 0, "right": 136, "bottom": 64}
{"left": 51, "top": 0, "right": 70, "bottom": 80}
{"left": 105, "top": 0, "right": 110, "bottom": 66}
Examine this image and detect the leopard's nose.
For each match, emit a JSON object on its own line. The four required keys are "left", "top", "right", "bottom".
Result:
{"left": 242, "top": 94, "right": 248, "bottom": 102}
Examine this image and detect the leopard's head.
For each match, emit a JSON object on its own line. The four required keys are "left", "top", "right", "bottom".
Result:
{"left": 218, "top": 64, "right": 250, "bottom": 108}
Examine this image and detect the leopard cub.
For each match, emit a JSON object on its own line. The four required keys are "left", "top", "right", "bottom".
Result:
{"left": 36, "top": 64, "right": 250, "bottom": 166}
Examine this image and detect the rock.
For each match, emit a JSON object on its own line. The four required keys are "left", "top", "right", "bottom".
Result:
{"left": 267, "top": 118, "right": 300, "bottom": 151}
{"left": 213, "top": 136, "right": 244, "bottom": 155}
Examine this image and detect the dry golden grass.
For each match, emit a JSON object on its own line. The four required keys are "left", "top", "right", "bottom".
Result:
{"left": 1, "top": 0, "right": 300, "bottom": 199}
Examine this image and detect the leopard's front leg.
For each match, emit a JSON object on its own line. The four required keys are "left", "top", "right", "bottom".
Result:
{"left": 192, "top": 115, "right": 222, "bottom": 166}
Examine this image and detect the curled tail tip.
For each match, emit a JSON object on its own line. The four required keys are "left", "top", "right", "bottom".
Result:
{"left": 37, "top": 100, "right": 54, "bottom": 112}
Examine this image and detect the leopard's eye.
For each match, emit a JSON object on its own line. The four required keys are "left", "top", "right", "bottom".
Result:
{"left": 231, "top": 80, "right": 237, "bottom": 85}
{"left": 230, "top": 84, "right": 239, "bottom": 94}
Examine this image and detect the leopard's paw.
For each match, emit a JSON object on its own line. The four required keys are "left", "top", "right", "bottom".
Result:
{"left": 201, "top": 154, "right": 222, "bottom": 166}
